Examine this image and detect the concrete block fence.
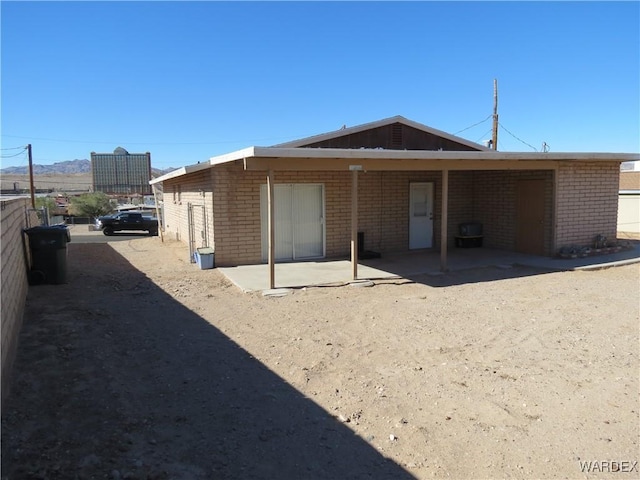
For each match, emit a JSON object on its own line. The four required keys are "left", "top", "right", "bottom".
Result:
{"left": 1, "top": 197, "right": 38, "bottom": 406}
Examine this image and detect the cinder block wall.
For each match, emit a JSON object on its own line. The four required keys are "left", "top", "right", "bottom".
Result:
{"left": 1, "top": 197, "right": 32, "bottom": 406}
{"left": 212, "top": 162, "right": 263, "bottom": 266}
{"left": 162, "top": 169, "right": 214, "bottom": 255}
{"left": 211, "top": 166, "right": 488, "bottom": 265}
{"left": 158, "top": 162, "right": 622, "bottom": 264}
{"left": 555, "top": 161, "right": 620, "bottom": 249}
{"left": 211, "top": 165, "right": 474, "bottom": 266}
{"left": 472, "top": 170, "right": 555, "bottom": 254}
{"left": 446, "top": 171, "right": 475, "bottom": 246}
{"left": 359, "top": 171, "right": 445, "bottom": 252}
{"left": 212, "top": 164, "right": 357, "bottom": 265}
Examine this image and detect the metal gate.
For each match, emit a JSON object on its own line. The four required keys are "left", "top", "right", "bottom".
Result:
{"left": 187, "top": 203, "right": 209, "bottom": 263}
{"left": 26, "top": 207, "right": 48, "bottom": 227}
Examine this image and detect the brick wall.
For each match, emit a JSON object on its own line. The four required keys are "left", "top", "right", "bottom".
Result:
{"left": 359, "top": 171, "right": 444, "bottom": 252}
{"left": 211, "top": 166, "right": 454, "bottom": 266}
{"left": 1, "top": 197, "right": 33, "bottom": 406}
{"left": 211, "top": 164, "right": 356, "bottom": 265}
{"left": 446, "top": 171, "right": 475, "bottom": 247}
{"left": 160, "top": 162, "right": 619, "bottom": 265}
{"left": 212, "top": 162, "right": 263, "bottom": 266}
{"left": 473, "top": 170, "right": 554, "bottom": 254}
{"left": 162, "top": 170, "right": 214, "bottom": 256}
{"left": 555, "top": 162, "right": 620, "bottom": 249}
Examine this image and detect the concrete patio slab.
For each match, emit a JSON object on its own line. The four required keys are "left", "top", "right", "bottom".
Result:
{"left": 217, "top": 242, "right": 640, "bottom": 293}
{"left": 219, "top": 260, "right": 398, "bottom": 293}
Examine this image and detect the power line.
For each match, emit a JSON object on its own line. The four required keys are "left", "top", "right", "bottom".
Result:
{"left": 454, "top": 115, "right": 493, "bottom": 135}
{"left": 474, "top": 129, "right": 493, "bottom": 144}
{"left": 1, "top": 133, "right": 317, "bottom": 147}
{"left": 498, "top": 122, "right": 538, "bottom": 152}
{"left": 0, "top": 150, "right": 27, "bottom": 158}
{"left": 2, "top": 134, "right": 221, "bottom": 146}
{"left": 0, "top": 145, "right": 27, "bottom": 150}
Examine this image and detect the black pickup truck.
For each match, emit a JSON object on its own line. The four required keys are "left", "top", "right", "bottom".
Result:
{"left": 95, "top": 212, "right": 158, "bottom": 236}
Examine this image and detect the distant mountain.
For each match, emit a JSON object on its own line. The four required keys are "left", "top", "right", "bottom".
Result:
{"left": 151, "top": 167, "right": 178, "bottom": 178}
{"left": 1, "top": 159, "right": 91, "bottom": 175}
{"left": 0, "top": 159, "right": 177, "bottom": 176}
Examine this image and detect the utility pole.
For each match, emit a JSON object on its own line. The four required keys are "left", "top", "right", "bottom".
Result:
{"left": 27, "top": 144, "right": 36, "bottom": 208}
{"left": 491, "top": 79, "right": 498, "bottom": 150}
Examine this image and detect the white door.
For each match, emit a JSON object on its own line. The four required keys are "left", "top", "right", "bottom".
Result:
{"left": 261, "top": 184, "right": 324, "bottom": 261}
{"left": 409, "top": 182, "right": 434, "bottom": 249}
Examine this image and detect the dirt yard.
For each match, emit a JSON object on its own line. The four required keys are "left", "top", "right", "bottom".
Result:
{"left": 2, "top": 236, "right": 639, "bottom": 479}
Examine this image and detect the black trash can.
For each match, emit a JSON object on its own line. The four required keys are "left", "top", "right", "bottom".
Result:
{"left": 25, "top": 225, "right": 71, "bottom": 285}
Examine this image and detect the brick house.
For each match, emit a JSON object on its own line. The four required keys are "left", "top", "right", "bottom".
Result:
{"left": 150, "top": 116, "right": 638, "bottom": 273}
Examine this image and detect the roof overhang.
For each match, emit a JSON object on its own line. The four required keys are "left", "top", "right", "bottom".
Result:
{"left": 238, "top": 147, "right": 640, "bottom": 172}
{"left": 149, "top": 161, "right": 212, "bottom": 185}
{"left": 150, "top": 146, "right": 640, "bottom": 182}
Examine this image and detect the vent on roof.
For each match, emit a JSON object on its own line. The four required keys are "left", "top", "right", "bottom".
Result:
{"left": 391, "top": 124, "right": 403, "bottom": 148}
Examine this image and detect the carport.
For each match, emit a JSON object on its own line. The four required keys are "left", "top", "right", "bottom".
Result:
{"left": 236, "top": 147, "right": 562, "bottom": 289}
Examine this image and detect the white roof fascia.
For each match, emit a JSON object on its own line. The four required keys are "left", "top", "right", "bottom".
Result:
{"left": 150, "top": 148, "right": 258, "bottom": 184}
{"left": 149, "top": 161, "right": 212, "bottom": 185}
{"left": 272, "top": 115, "right": 491, "bottom": 152}
{"left": 150, "top": 147, "right": 639, "bottom": 184}
{"left": 209, "top": 146, "right": 257, "bottom": 166}
{"left": 249, "top": 147, "right": 640, "bottom": 163}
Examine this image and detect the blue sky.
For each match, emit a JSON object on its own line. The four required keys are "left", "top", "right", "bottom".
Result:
{"left": 2, "top": 1, "right": 639, "bottom": 170}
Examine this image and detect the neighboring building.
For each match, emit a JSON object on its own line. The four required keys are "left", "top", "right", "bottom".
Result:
{"left": 150, "top": 116, "right": 639, "bottom": 269}
{"left": 620, "top": 161, "right": 640, "bottom": 172}
{"left": 91, "top": 147, "right": 152, "bottom": 195}
{"left": 618, "top": 171, "right": 640, "bottom": 235}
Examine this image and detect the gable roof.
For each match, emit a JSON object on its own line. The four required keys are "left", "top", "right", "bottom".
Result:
{"left": 272, "top": 115, "right": 492, "bottom": 152}
{"left": 149, "top": 116, "right": 640, "bottom": 185}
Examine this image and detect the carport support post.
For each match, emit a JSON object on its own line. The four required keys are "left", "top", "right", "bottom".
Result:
{"left": 267, "top": 169, "right": 275, "bottom": 289}
{"left": 351, "top": 169, "right": 358, "bottom": 280}
{"left": 440, "top": 169, "right": 449, "bottom": 272}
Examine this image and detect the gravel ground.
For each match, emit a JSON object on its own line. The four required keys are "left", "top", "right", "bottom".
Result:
{"left": 2, "top": 236, "right": 638, "bottom": 479}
